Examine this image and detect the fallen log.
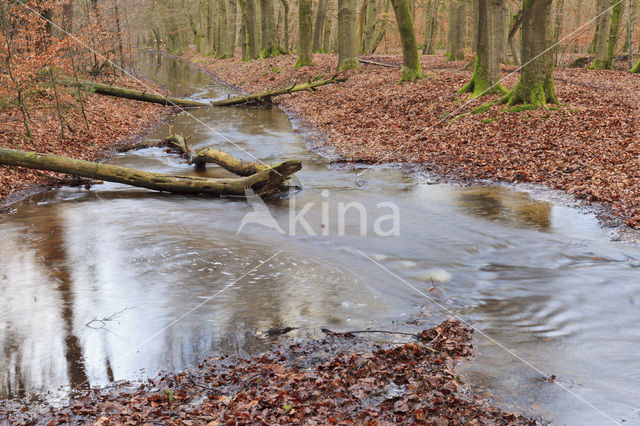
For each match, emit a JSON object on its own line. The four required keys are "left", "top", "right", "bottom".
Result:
{"left": 358, "top": 59, "right": 401, "bottom": 68}
{"left": 192, "top": 146, "right": 269, "bottom": 176}
{"left": 210, "top": 77, "right": 346, "bottom": 106}
{"left": 0, "top": 148, "right": 301, "bottom": 197}
{"left": 163, "top": 134, "right": 195, "bottom": 162}
{"left": 68, "top": 79, "right": 208, "bottom": 108}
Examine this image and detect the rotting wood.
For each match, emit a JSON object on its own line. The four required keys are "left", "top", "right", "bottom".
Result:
{"left": 358, "top": 58, "right": 401, "bottom": 68}
{"left": 192, "top": 146, "right": 269, "bottom": 175}
{"left": 0, "top": 148, "right": 301, "bottom": 197}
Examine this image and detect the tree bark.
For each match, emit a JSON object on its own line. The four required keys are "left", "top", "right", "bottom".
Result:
{"left": 500, "top": 0, "right": 557, "bottom": 106}
{"left": 632, "top": 57, "right": 640, "bottom": 72}
{"left": 216, "top": 0, "right": 229, "bottom": 56}
{"left": 446, "top": 0, "right": 466, "bottom": 60}
{"left": 0, "top": 149, "right": 301, "bottom": 198}
{"left": 422, "top": 0, "right": 438, "bottom": 54}
{"left": 459, "top": 0, "right": 508, "bottom": 97}
{"left": 295, "top": 0, "right": 314, "bottom": 66}
{"left": 507, "top": 9, "right": 522, "bottom": 65}
{"left": 280, "top": 0, "right": 290, "bottom": 50}
{"left": 243, "top": 0, "right": 260, "bottom": 58}
{"left": 369, "top": 0, "right": 390, "bottom": 54}
{"left": 391, "top": 0, "right": 424, "bottom": 81}
{"left": 605, "top": 0, "right": 626, "bottom": 68}
{"left": 260, "top": 0, "right": 285, "bottom": 56}
{"left": 323, "top": 15, "right": 333, "bottom": 52}
{"left": 338, "top": 0, "right": 360, "bottom": 69}
{"left": 592, "top": 0, "right": 613, "bottom": 69}
{"left": 313, "top": 0, "right": 328, "bottom": 51}
{"left": 227, "top": 0, "right": 239, "bottom": 56}
{"left": 192, "top": 147, "right": 269, "bottom": 175}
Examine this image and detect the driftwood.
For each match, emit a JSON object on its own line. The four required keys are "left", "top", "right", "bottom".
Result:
{"left": 0, "top": 148, "right": 301, "bottom": 197}
{"left": 163, "top": 134, "right": 195, "bottom": 162}
{"left": 210, "top": 77, "right": 346, "bottom": 106}
{"left": 69, "top": 79, "right": 208, "bottom": 107}
{"left": 192, "top": 146, "right": 269, "bottom": 176}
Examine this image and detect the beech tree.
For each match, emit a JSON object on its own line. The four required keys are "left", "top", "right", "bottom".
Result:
{"left": 459, "top": 0, "right": 508, "bottom": 97}
{"left": 447, "top": 0, "right": 466, "bottom": 60}
{"left": 591, "top": 0, "right": 613, "bottom": 69}
{"left": 391, "top": 0, "right": 424, "bottom": 81}
{"left": 259, "top": 0, "right": 286, "bottom": 57}
{"left": 312, "top": 0, "right": 328, "bottom": 52}
{"left": 295, "top": 0, "right": 313, "bottom": 66}
{"left": 500, "top": 0, "right": 558, "bottom": 106}
{"left": 337, "top": 0, "right": 359, "bottom": 70}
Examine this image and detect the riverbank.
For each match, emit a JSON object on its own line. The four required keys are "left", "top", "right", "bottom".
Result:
{"left": 0, "top": 320, "right": 536, "bottom": 424}
{"left": 0, "top": 76, "right": 171, "bottom": 207}
{"left": 183, "top": 50, "right": 640, "bottom": 229}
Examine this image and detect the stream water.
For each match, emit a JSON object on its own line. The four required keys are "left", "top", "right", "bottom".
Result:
{"left": 1, "top": 53, "right": 639, "bottom": 424}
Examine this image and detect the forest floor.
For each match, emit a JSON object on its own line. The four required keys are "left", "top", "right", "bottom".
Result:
{"left": 1, "top": 320, "right": 536, "bottom": 425}
{"left": 184, "top": 51, "right": 640, "bottom": 229}
{"left": 0, "top": 76, "right": 171, "bottom": 206}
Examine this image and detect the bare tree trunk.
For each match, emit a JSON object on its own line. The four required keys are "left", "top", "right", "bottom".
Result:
{"left": 447, "top": 0, "right": 466, "bottom": 60}
{"left": 391, "top": 0, "right": 424, "bottom": 81}
{"left": 338, "top": 0, "right": 360, "bottom": 69}
{"left": 323, "top": 15, "right": 333, "bottom": 52}
{"left": 422, "top": 0, "right": 438, "bottom": 54}
{"left": 507, "top": 9, "right": 522, "bottom": 65}
{"left": 592, "top": 0, "right": 613, "bottom": 69}
{"left": 240, "top": 0, "right": 260, "bottom": 58}
{"left": 227, "top": 0, "right": 238, "bottom": 56}
{"left": 363, "top": 0, "right": 378, "bottom": 53}
{"left": 207, "top": 0, "right": 215, "bottom": 54}
{"left": 500, "top": 0, "right": 557, "bottom": 106}
{"left": 552, "top": 0, "right": 564, "bottom": 66}
{"left": 358, "top": 0, "right": 369, "bottom": 51}
{"left": 459, "top": 0, "right": 508, "bottom": 97}
{"left": 627, "top": 0, "right": 635, "bottom": 70}
{"left": 216, "top": 0, "right": 229, "bottom": 56}
{"left": 114, "top": 0, "right": 125, "bottom": 68}
{"left": 369, "top": 0, "right": 390, "bottom": 54}
{"left": 48, "top": 69, "right": 66, "bottom": 140}
{"left": 280, "top": 0, "right": 290, "bottom": 50}
{"left": 295, "top": 0, "right": 314, "bottom": 66}
{"left": 313, "top": 0, "right": 328, "bottom": 51}
{"left": 260, "top": 0, "right": 284, "bottom": 56}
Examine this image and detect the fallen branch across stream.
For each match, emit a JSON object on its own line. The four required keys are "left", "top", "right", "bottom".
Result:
{"left": 0, "top": 148, "right": 301, "bottom": 197}
{"left": 67, "top": 79, "right": 208, "bottom": 107}
{"left": 210, "top": 76, "right": 346, "bottom": 106}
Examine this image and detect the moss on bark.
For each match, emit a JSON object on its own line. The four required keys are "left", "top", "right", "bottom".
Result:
{"left": 391, "top": 0, "right": 424, "bottom": 82}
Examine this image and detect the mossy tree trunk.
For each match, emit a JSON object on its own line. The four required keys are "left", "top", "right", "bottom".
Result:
{"left": 605, "top": 0, "right": 626, "bottom": 69}
{"left": 295, "top": 0, "right": 314, "bottom": 66}
{"left": 369, "top": 0, "right": 390, "bottom": 54}
{"left": 337, "top": 0, "right": 360, "bottom": 69}
{"left": 459, "top": 0, "right": 508, "bottom": 97}
{"left": 632, "top": 57, "right": 640, "bottom": 72}
{"left": 391, "top": 0, "right": 424, "bottom": 81}
{"left": 592, "top": 0, "right": 613, "bottom": 69}
{"left": 313, "top": 0, "right": 328, "bottom": 52}
{"left": 239, "top": 0, "right": 260, "bottom": 58}
{"left": 446, "top": 0, "right": 466, "bottom": 60}
{"left": 500, "top": 0, "right": 558, "bottom": 106}
{"left": 259, "top": 0, "right": 286, "bottom": 57}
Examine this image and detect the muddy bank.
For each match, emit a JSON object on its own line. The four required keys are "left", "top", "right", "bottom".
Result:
{"left": 0, "top": 320, "right": 536, "bottom": 425}
{"left": 0, "top": 76, "right": 172, "bottom": 207}
{"left": 182, "top": 51, "right": 640, "bottom": 229}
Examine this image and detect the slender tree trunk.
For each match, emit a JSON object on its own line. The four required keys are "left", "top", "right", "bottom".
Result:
{"left": 459, "top": 0, "right": 508, "bottom": 97}
{"left": 501, "top": 0, "right": 557, "bottom": 106}
{"left": 216, "top": 0, "right": 228, "bottom": 56}
{"left": 592, "top": 0, "right": 613, "bottom": 69}
{"left": 280, "top": 0, "right": 290, "bottom": 50}
{"left": 240, "top": 0, "right": 260, "bottom": 58}
{"left": 370, "top": 0, "right": 390, "bottom": 54}
{"left": 295, "top": 0, "right": 314, "bottom": 66}
{"left": 447, "top": 0, "right": 466, "bottom": 60}
{"left": 358, "top": 0, "right": 369, "bottom": 51}
{"left": 206, "top": 0, "right": 214, "bottom": 53}
{"left": 552, "top": 0, "right": 564, "bottom": 66}
{"left": 337, "top": 0, "right": 360, "bottom": 69}
{"left": 605, "top": 0, "right": 626, "bottom": 68}
{"left": 227, "top": 0, "right": 238, "bottom": 56}
{"left": 391, "top": 0, "right": 424, "bottom": 81}
{"left": 323, "top": 15, "right": 333, "bottom": 52}
{"left": 627, "top": 0, "right": 635, "bottom": 70}
{"left": 313, "top": 0, "right": 328, "bottom": 51}
{"left": 422, "top": 0, "right": 438, "bottom": 54}
{"left": 240, "top": 20, "right": 249, "bottom": 59}
{"left": 363, "top": 0, "right": 378, "bottom": 53}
